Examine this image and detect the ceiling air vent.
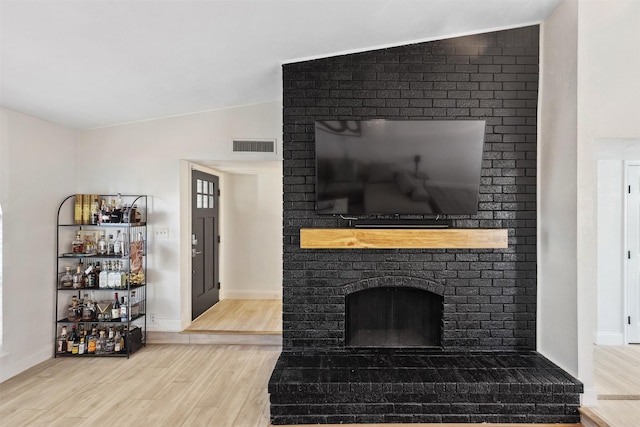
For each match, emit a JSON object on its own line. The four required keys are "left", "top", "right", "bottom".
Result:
{"left": 232, "top": 139, "right": 276, "bottom": 153}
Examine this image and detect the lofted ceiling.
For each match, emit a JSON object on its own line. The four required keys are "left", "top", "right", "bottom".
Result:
{"left": 0, "top": 0, "right": 561, "bottom": 130}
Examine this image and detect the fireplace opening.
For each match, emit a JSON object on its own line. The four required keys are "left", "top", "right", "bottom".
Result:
{"left": 345, "top": 287, "right": 443, "bottom": 348}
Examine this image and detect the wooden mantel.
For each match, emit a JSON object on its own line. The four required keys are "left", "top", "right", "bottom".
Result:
{"left": 300, "top": 228, "right": 508, "bottom": 249}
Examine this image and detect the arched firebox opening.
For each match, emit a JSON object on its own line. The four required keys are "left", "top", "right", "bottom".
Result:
{"left": 345, "top": 286, "right": 443, "bottom": 348}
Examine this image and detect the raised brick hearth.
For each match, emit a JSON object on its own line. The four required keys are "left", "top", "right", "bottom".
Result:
{"left": 271, "top": 25, "right": 583, "bottom": 424}
{"left": 269, "top": 351, "right": 582, "bottom": 424}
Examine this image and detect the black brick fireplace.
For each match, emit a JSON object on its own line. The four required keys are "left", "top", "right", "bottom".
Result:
{"left": 269, "top": 25, "right": 583, "bottom": 424}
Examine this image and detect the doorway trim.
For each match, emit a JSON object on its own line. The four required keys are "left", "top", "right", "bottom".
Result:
{"left": 179, "top": 160, "right": 226, "bottom": 330}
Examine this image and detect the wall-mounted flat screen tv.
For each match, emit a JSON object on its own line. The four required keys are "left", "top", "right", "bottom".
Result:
{"left": 315, "top": 119, "right": 486, "bottom": 215}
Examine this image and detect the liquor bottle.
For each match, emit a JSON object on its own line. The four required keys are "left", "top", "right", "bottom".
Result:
{"left": 67, "top": 297, "right": 81, "bottom": 322}
{"left": 105, "top": 328, "right": 115, "bottom": 354}
{"left": 111, "top": 292, "right": 120, "bottom": 321}
{"left": 130, "top": 290, "right": 139, "bottom": 318}
{"left": 72, "top": 233, "right": 84, "bottom": 254}
{"left": 59, "top": 266, "right": 73, "bottom": 288}
{"left": 108, "top": 262, "right": 119, "bottom": 289}
{"left": 120, "top": 296, "right": 128, "bottom": 322}
{"left": 84, "top": 233, "right": 96, "bottom": 254}
{"left": 119, "top": 261, "right": 128, "bottom": 289}
{"left": 67, "top": 325, "right": 78, "bottom": 354}
{"left": 107, "top": 234, "right": 114, "bottom": 255}
{"left": 119, "top": 327, "right": 126, "bottom": 353}
{"left": 82, "top": 298, "right": 95, "bottom": 321}
{"left": 56, "top": 326, "right": 68, "bottom": 354}
{"left": 99, "top": 261, "right": 109, "bottom": 288}
{"left": 121, "top": 232, "right": 129, "bottom": 256}
{"left": 72, "top": 264, "right": 86, "bottom": 289}
{"left": 113, "top": 230, "right": 122, "bottom": 256}
{"left": 91, "top": 199, "right": 100, "bottom": 225}
{"left": 114, "top": 329, "right": 122, "bottom": 353}
{"left": 78, "top": 337, "right": 86, "bottom": 355}
{"left": 100, "top": 199, "right": 110, "bottom": 224}
{"left": 94, "top": 262, "right": 102, "bottom": 288}
{"left": 85, "top": 263, "right": 96, "bottom": 288}
{"left": 97, "top": 232, "right": 107, "bottom": 255}
{"left": 87, "top": 328, "right": 98, "bottom": 354}
{"left": 112, "top": 193, "right": 123, "bottom": 223}
{"left": 96, "top": 330, "right": 107, "bottom": 355}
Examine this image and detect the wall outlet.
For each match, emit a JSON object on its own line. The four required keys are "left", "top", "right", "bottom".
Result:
{"left": 149, "top": 313, "right": 158, "bottom": 325}
{"left": 154, "top": 227, "right": 169, "bottom": 238}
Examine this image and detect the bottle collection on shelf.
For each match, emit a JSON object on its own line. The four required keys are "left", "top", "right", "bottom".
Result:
{"left": 75, "top": 193, "right": 142, "bottom": 225}
{"left": 64, "top": 292, "right": 142, "bottom": 323}
{"left": 59, "top": 259, "right": 144, "bottom": 289}
{"left": 69, "top": 229, "right": 144, "bottom": 258}
{"left": 56, "top": 324, "right": 140, "bottom": 356}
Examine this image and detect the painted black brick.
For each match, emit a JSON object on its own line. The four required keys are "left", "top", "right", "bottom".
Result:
{"left": 282, "top": 26, "right": 538, "bottom": 352}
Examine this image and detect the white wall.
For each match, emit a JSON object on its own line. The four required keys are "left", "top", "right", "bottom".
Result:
{"left": 78, "top": 102, "right": 282, "bottom": 331}
{"left": 538, "top": 0, "right": 579, "bottom": 376}
{"left": 596, "top": 160, "right": 624, "bottom": 345}
{"left": 222, "top": 172, "right": 283, "bottom": 299}
{"left": 0, "top": 108, "right": 78, "bottom": 382}
{"left": 540, "top": 0, "right": 640, "bottom": 406}
{"left": 576, "top": 0, "right": 640, "bottom": 405}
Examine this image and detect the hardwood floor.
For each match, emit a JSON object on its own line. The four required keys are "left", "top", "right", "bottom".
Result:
{"left": 588, "top": 344, "right": 640, "bottom": 426}
{"left": 0, "top": 344, "right": 281, "bottom": 427}
{"left": 184, "top": 299, "right": 282, "bottom": 335}
{"left": 8, "top": 309, "right": 636, "bottom": 426}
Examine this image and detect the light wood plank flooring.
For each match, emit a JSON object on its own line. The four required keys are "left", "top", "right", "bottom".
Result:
{"left": 184, "top": 299, "right": 282, "bottom": 335}
{"left": 0, "top": 344, "right": 281, "bottom": 427}
{"left": 588, "top": 344, "right": 640, "bottom": 426}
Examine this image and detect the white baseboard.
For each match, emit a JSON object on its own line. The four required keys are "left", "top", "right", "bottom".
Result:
{"left": 221, "top": 289, "right": 282, "bottom": 300}
{"left": 0, "top": 345, "right": 51, "bottom": 383}
{"left": 596, "top": 332, "right": 624, "bottom": 345}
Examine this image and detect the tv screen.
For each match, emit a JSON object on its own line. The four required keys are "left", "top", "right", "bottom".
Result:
{"left": 315, "top": 119, "right": 486, "bottom": 215}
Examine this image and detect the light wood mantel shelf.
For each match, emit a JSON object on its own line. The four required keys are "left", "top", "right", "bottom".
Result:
{"left": 300, "top": 228, "right": 508, "bottom": 249}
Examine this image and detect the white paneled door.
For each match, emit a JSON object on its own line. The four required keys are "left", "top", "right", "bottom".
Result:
{"left": 626, "top": 165, "right": 640, "bottom": 343}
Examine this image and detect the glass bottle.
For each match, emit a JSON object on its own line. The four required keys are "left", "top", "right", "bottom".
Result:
{"left": 87, "top": 328, "right": 98, "bottom": 354}
{"left": 106, "top": 328, "right": 116, "bottom": 354}
{"left": 97, "top": 232, "right": 107, "bottom": 255}
{"left": 85, "top": 263, "right": 96, "bottom": 288}
{"left": 130, "top": 290, "right": 139, "bottom": 318}
{"left": 120, "top": 327, "right": 126, "bottom": 352}
{"left": 119, "top": 261, "right": 128, "bottom": 289}
{"left": 111, "top": 292, "right": 120, "bottom": 321}
{"left": 72, "top": 264, "right": 86, "bottom": 289}
{"left": 67, "top": 297, "right": 81, "bottom": 322}
{"left": 100, "top": 199, "right": 110, "bottom": 224}
{"left": 60, "top": 266, "right": 73, "bottom": 288}
{"left": 99, "top": 260, "right": 109, "bottom": 289}
{"left": 114, "top": 329, "right": 122, "bottom": 353}
{"left": 56, "top": 326, "right": 68, "bottom": 354}
{"left": 72, "top": 233, "right": 84, "bottom": 254}
{"left": 67, "top": 325, "right": 78, "bottom": 354}
{"left": 108, "top": 262, "right": 119, "bottom": 289}
{"left": 91, "top": 199, "right": 100, "bottom": 225}
{"left": 107, "top": 234, "right": 114, "bottom": 255}
{"left": 82, "top": 299, "right": 95, "bottom": 321}
{"left": 94, "top": 262, "right": 102, "bottom": 288}
{"left": 113, "top": 230, "right": 122, "bottom": 256}
{"left": 120, "top": 296, "right": 128, "bottom": 322}
{"left": 96, "top": 330, "right": 107, "bottom": 355}
{"left": 78, "top": 336, "right": 86, "bottom": 355}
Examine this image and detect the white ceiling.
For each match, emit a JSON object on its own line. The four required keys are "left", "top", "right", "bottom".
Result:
{"left": 0, "top": 0, "right": 561, "bottom": 130}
